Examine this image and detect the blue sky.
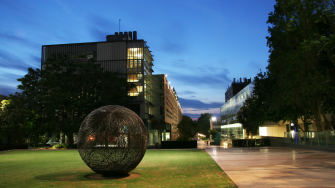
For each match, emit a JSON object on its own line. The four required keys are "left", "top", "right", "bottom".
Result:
{"left": 0, "top": 0, "right": 276, "bottom": 119}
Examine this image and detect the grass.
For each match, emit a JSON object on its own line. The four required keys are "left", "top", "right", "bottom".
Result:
{"left": 0, "top": 149, "right": 237, "bottom": 188}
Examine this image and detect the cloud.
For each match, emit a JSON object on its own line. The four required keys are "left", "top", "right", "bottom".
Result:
{"left": 163, "top": 58, "right": 232, "bottom": 89}
{"left": 169, "top": 58, "right": 194, "bottom": 68}
{"left": 52, "top": 0, "right": 73, "bottom": 15}
{"left": 183, "top": 107, "right": 220, "bottom": 115}
{"left": 0, "top": 49, "right": 35, "bottom": 72}
{"left": 179, "top": 90, "right": 197, "bottom": 95}
{"left": 0, "top": 72, "right": 23, "bottom": 82}
{"left": 87, "top": 14, "right": 118, "bottom": 41}
{"left": 30, "top": 55, "right": 41, "bottom": 67}
{"left": 0, "top": 84, "right": 18, "bottom": 96}
{"left": 182, "top": 108, "right": 221, "bottom": 121}
{"left": 160, "top": 40, "right": 184, "bottom": 54}
{"left": 247, "top": 61, "right": 262, "bottom": 71}
{"left": 169, "top": 68, "right": 231, "bottom": 89}
{"left": 179, "top": 97, "right": 222, "bottom": 119}
{"left": 179, "top": 97, "right": 222, "bottom": 109}
{"left": 1, "top": 1, "right": 43, "bottom": 28}
{"left": 0, "top": 31, "right": 40, "bottom": 49}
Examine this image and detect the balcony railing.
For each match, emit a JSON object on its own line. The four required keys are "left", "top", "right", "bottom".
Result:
{"left": 284, "top": 131, "right": 335, "bottom": 149}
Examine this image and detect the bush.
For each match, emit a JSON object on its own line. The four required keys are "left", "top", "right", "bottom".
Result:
{"left": 52, "top": 143, "right": 67, "bottom": 149}
{"left": 52, "top": 143, "right": 77, "bottom": 149}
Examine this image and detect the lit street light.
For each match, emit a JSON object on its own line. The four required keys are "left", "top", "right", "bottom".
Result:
{"left": 210, "top": 116, "right": 217, "bottom": 142}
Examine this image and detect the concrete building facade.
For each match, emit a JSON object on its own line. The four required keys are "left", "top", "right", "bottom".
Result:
{"left": 151, "top": 74, "right": 182, "bottom": 143}
{"left": 41, "top": 31, "right": 158, "bottom": 146}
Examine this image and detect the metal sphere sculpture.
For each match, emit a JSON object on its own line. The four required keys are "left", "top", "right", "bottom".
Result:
{"left": 78, "top": 105, "right": 147, "bottom": 177}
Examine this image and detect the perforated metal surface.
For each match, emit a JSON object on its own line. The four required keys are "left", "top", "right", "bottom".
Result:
{"left": 78, "top": 105, "right": 147, "bottom": 177}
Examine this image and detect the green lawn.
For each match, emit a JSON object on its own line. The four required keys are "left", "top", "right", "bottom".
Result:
{"left": 0, "top": 149, "right": 237, "bottom": 188}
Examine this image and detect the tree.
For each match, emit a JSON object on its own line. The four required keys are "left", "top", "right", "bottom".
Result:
{"left": 266, "top": 0, "right": 335, "bottom": 131}
{"left": 252, "top": 72, "right": 307, "bottom": 131}
{"left": 177, "top": 115, "right": 199, "bottom": 141}
{"left": 0, "top": 68, "right": 48, "bottom": 145}
{"left": 237, "top": 98, "right": 260, "bottom": 137}
{"left": 1, "top": 54, "right": 134, "bottom": 145}
{"left": 41, "top": 54, "right": 135, "bottom": 145}
{"left": 197, "top": 113, "right": 212, "bottom": 138}
{"left": 208, "top": 129, "right": 219, "bottom": 140}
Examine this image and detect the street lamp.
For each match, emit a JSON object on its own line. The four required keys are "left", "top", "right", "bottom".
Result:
{"left": 210, "top": 117, "right": 217, "bottom": 141}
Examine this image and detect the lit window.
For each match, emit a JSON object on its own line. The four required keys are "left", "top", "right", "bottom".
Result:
{"left": 127, "top": 48, "right": 143, "bottom": 59}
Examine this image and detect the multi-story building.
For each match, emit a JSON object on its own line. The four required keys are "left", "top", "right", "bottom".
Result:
{"left": 41, "top": 31, "right": 156, "bottom": 146}
{"left": 225, "top": 78, "right": 251, "bottom": 102}
{"left": 221, "top": 77, "right": 334, "bottom": 148}
{"left": 151, "top": 74, "right": 182, "bottom": 143}
{"left": 220, "top": 79, "right": 254, "bottom": 140}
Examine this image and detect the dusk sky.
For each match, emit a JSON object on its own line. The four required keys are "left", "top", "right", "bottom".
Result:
{"left": 0, "top": 0, "right": 276, "bottom": 119}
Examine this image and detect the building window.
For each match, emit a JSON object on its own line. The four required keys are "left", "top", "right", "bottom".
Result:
{"left": 127, "top": 48, "right": 143, "bottom": 59}
{"left": 127, "top": 73, "right": 143, "bottom": 82}
{"left": 128, "top": 86, "right": 143, "bottom": 97}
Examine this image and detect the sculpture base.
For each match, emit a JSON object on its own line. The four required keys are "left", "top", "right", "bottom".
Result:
{"left": 85, "top": 172, "right": 141, "bottom": 180}
{"left": 98, "top": 171, "right": 129, "bottom": 177}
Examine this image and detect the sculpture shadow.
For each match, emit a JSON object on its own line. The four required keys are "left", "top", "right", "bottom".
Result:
{"left": 35, "top": 171, "right": 141, "bottom": 181}
{"left": 35, "top": 171, "right": 91, "bottom": 182}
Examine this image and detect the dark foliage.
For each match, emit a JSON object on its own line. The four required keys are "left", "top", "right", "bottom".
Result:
{"left": 177, "top": 116, "right": 199, "bottom": 141}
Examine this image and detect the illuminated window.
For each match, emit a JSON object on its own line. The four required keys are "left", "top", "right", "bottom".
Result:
{"left": 127, "top": 48, "right": 143, "bottom": 59}
{"left": 127, "top": 74, "right": 143, "bottom": 82}
{"left": 128, "top": 86, "right": 143, "bottom": 96}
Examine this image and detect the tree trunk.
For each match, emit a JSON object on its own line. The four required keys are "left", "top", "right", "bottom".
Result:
{"left": 61, "top": 133, "right": 65, "bottom": 144}
{"left": 314, "top": 99, "right": 323, "bottom": 131}
{"left": 65, "top": 132, "right": 74, "bottom": 145}
{"left": 301, "top": 110, "right": 309, "bottom": 132}
{"left": 321, "top": 108, "right": 334, "bottom": 131}
{"left": 36, "top": 134, "right": 39, "bottom": 148}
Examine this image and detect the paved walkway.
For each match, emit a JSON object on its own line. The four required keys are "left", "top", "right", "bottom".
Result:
{"left": 200, "top": 141, "right": 335, "bottom": 188}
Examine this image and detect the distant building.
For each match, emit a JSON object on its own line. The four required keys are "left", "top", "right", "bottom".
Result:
{"left": 42, "top": 31, "right": 157, "bottom": 146}
{"left": 220, "top": 80, "right": 254, "bottom": 140}
{"left": 151, "top": 74, "right": 183, "bottom": 143}
{"left": 225, "top": 77, "right": 251, "bottom": 102}
{"left": 220, "top": 77, "right": 332, "bottom": 146}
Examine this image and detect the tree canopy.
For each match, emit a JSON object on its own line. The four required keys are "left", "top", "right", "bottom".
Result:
{"left": 240, "top": 0, "right": 335, "bottom": 132}
{"left": 197, "top": 113, "right": 212, "bottom": 138}
{"left": 208, "top": 129, "right": 219, "bottom": 140}
{"left": 177, "top": 115, "right": 199, "bottom": 141}
{"left": 268, "top": 0, "right": 335, "bottom": 131}
{"left": 1, "top": 54, "right": 134, "bottom": 144}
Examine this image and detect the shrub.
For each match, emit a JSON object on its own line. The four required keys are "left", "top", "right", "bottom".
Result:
{"left": 52, "top": 143, "right": 77, "bottom": 149}
{"left": 52, "top": 143, "right": 67, "bottom": 149}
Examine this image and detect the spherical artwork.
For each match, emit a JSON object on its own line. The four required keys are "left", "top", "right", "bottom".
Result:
{"left": 78, "top": 105, "right": 147, "bottom": 177}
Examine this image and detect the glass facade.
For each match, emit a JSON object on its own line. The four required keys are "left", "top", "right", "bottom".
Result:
{"left": 148, "top": 130, "right": 159, "bottom": 145}
{"left": 220, "top": 83, "right": 253, "bottom": 140}
{"left": 220, "top": 83, "right": 254, "bottom": 124}
{"left": 221, "top": 123, "right": 245, "bottom": 140}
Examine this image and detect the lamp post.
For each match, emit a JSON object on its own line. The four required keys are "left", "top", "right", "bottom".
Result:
{"left": 210, "top": 117, "right": 217, "bottom": 141}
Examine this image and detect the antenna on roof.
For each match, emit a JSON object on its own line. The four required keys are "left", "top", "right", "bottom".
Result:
{"left": 119, "top": 19, "right": 121, "bottom": 32}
